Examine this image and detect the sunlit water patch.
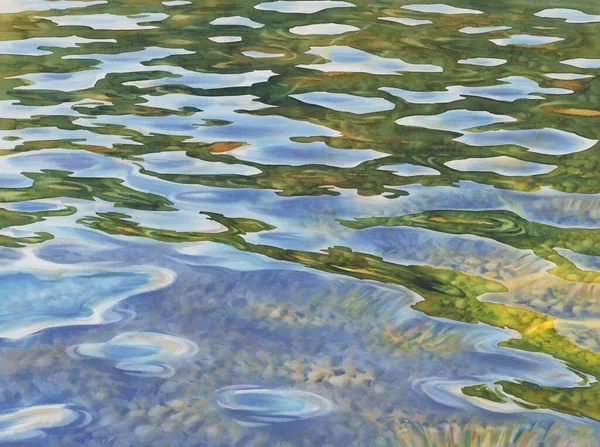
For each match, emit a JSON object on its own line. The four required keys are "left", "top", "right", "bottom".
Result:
{"left": 122, "top": 68, "right": 277, "bottom": 90}
{"left": 545, "top": 72, "right": 594, "bottom": 80}
{"left": 0, "top": 36, "right": 116, "bottom": 56}
{"left": 382, "top": 76, "right": 570, "bottom": 103}
{"left": 0, "top": 174, "right": 34, "bottom": 189}
{"left": 140, "top": 151, "right": 261, "bottom": 176}
{"left": 175, "top": 243, "right": 305, "bottom": 271}
{"left": 490, "top": 34, "right": 565, "bottom": 46}
{"left": 378, "top": 164, "right": 440, "bottom": 176}
{"left": 162, "top": 0, "right": 192, "bottom": 6}
{"left": 223, "top": 141, "right": 387, "bottom": 167}
{"left": 39, "top": 13, "right": 170, "bottom": 30}
{"left": 561, "top": 58, "right": 600, "bottom": 69}
{"left": 459, "top": 26, "right": 512, "bottom": 34}
{"left": 457, "top": 57, "right": 507, "bottom": 66}
{"left": 0, "top": 254, "right": 173, "bottom": 339}
{"left": 0, "top": 0, "right": 105, "bottom": 14}
{"left": 289, "top": 23, "right": 360, "bottom": 35}
{"left": 378, "top": 17, "right": 432, "bottom": 26}
{"left": 291, "top": 92, "right": 394, "bottom": 113}
{"left": 0, "top": 128, "right": 134, "bottom": 149}
{"left": 381, "top": 87, "right": 464, "bottom": 104}
{"left": 75, "top": 94, "right": 339, "bottom": 149}
{"left": 445, "top": 156, "right": 557, "bottom": 176}
{"left": 8, "top": 46, "right": 193, "bottom": 92}
{"left": 297, "top": 45, "right": 443, "bottom": 74}
{"left": 401, "top": 4, "right": 482, "bottom": 15}
{"left": 208, "top": 36, "right": 242, "bottom": 43}
{"left": 0, "top": 99, "right": 111, "bottom": 120}
{"left": 555, "top": 248, "right": 600, "bottom": 271}
{"left": 396, "top": 109, "right": 516, "bottom": 132}
{"left": 396, "top": 109, "right": 594, "bottom": 155}
{"left": 535, "top": 8, "right": 600, "bottom": 23}
{"left": 242, "top": 50, "right": 285, "bottom": 58}
{"left": 255, "top": 0, "right": 355, "bottom": 14}
{"left": 0, "top": 149, "right": 137, "bottom": 180}
{"left": 456, "top": 128, "right": 597, "bottom": 155}
{"left": 209, "top": 16, "right": 264, "bottom": 28}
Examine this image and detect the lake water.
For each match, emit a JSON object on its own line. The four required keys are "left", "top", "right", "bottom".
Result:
{"left": 1, "top": 0, "right": 600, "bottom": 445}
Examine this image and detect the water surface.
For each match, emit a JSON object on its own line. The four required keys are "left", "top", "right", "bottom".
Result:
{"left": 1, "top": 0, "right": 600, "bottom": 445}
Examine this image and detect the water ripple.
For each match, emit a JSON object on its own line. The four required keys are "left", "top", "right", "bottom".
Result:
{"left": 0, "top": 405, "right": 91, "bottom": 443}
{"left": 216, "top": 386, "right": 334, "bottom": 426}
{"left": 69, "top": 331, "right": 199, "bottom": 378}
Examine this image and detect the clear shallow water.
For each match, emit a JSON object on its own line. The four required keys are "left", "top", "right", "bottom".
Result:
{"left": 1, "top": 0, "right": 600, "bottom": 445}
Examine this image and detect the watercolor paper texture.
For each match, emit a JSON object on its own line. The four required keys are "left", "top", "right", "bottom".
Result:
{"left": 0, "top": 0, "right": 599, "bottom": 445}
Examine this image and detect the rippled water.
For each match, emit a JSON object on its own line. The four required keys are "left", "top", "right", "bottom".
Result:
{"left": 1, "top": 0, "right": 600, "bottom": 445}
